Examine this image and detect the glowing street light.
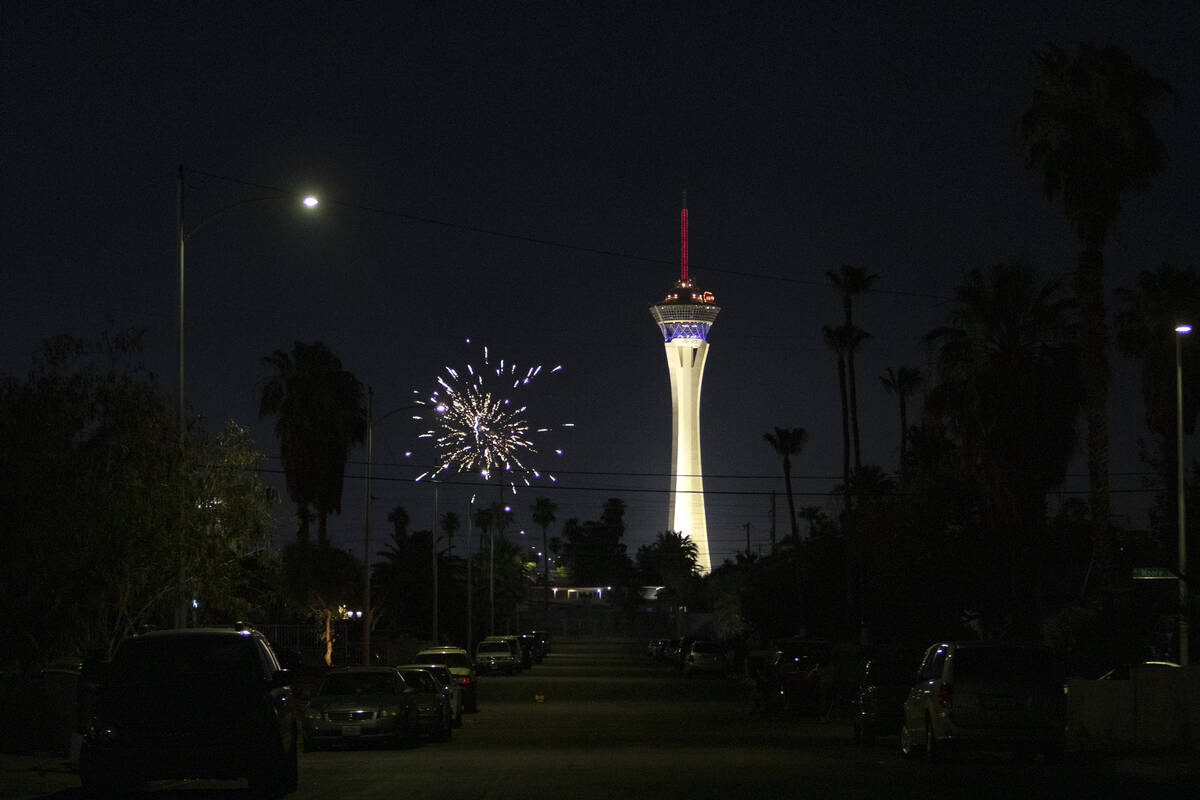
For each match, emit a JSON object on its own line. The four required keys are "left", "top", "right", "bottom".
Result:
{"left": 174, "top": 165, "right": 318, "bottom": 627}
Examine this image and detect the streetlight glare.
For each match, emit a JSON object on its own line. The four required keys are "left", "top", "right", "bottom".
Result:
{"left": 1176, "top": 324, "right": 1192, "bottom": 334}
{"left": 302, "top": 195, "right": 319, "bottom": 208}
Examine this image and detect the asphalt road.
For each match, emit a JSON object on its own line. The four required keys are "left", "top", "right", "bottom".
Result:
{"left": 5, "top": 638, "right": 1196, "bottom": 799}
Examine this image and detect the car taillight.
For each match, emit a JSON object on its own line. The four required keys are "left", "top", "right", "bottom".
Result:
{"left": 938, "top": 683, "right": 953, "bottom": 708}
{"left": 456, "top": 675, "right": 471, "bottom": 686}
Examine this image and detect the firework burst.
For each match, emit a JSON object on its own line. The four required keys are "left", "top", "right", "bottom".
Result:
{"left": 413, "top": 341, "right": 571, "bottom": 493}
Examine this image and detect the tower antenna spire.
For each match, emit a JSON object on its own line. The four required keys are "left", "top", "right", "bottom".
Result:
{"left": 680, "top": 189, "right": 689, "bottom": 282}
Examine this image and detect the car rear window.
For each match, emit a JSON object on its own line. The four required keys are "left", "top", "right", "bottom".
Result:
{"left": 111, "top": 635, "right": 257, "bottom": 685}
{"left": 418, "top": 651, "right": 470, "bottom": 668}
{"left": 952, "top": 647, "right": 1050, "bottom": 682}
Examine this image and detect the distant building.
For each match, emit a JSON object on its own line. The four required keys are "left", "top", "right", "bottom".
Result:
{"left": 649, "top": 193, "right": 719, "bottom": 573}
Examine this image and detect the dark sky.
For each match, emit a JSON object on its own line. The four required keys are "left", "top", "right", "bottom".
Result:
{"left": 5, "top": 1, "right": 1199, "bottom": 567}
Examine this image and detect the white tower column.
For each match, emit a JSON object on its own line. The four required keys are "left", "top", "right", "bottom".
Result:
{"left": 663, "top": 336, "right": 712, "bottom": 572}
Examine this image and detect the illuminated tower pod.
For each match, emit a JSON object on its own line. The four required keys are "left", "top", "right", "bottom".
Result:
{"left": 649, "top": 196, "right": 720, "bottom": 573}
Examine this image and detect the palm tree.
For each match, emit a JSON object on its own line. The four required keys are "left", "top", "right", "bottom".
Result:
{"left": 827, "top": 264, "right": 878, "bottom": 470}
{"left": 1020, "top": 43, "right": 1170, "bottom": 593}
{"left": 530, "top": 497, "right": 557, "bottom": 603}
{"left": 880, "top": 366, "right": 923, "bottom": 468}
{"left": 440, "top": 511, "right": 461, "bottom": 557}
{"left": 1115, "top": 264, "right": 1200, "bottom": 489}
{"left": 925, "top": 263, "right": 1081, "bottom": 633}
{"left": 823, "top": 324, "right": 870, "bottom": 496}
{"left": 763, "top": 426, "right": 809, "bottom": 542}
{"left": 260, "top": 341, "right": 367, "bottom": 546}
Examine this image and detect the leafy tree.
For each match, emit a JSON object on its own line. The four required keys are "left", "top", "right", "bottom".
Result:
{"left": 1, "top": 332, "right": 275, "bottom": 665}
{"left": 1020, "top": 42, "right": 1170, "bottom": 593}
{"left": 762, "top": 427, "right": 809, "bottom": 541}
{"left": 260, "top": 340, "right": 367, "bottom": 546}
{"left": 637, "top": 531, "right": 700, "bottom": 599}
{"left": 560, "top": 499, "right": 633, "bottom": 588}
{"left": 827, "top": 264, "right": 878, "bottom": 470}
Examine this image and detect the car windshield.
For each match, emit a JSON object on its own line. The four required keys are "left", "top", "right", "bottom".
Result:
{"left": 953, "top": 647, "right": 1049, "bottom": 682}
{"left": 477, "top": 642, "right": 507, "bottom": 654}
{"left": 110, "top": 635, "right": 257, "bottom": 685}
{"left": 419, "top": 652, "right": 470, "bottom": 668}
{"left": 318, "top": 672, "right": 395, "bottom": 696}
{"left": 399, "top": 670, "right": 437, "bottom": 691}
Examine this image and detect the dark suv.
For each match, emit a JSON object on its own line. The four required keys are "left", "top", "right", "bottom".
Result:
{"left": 80, "top": 627, "right": 298, "bottom": 797}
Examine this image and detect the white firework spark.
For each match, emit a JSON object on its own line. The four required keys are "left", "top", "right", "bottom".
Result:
{"left": 413, "top": 341, "right": 571, "bottom": 493}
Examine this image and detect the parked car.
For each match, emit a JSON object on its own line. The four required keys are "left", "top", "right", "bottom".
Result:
{"left": 402, "top": 663, "right": 463, "bottom": 727}
{"left": 851, "top": 657, "right": 912, "bottom": 744}
{"left": 520, "top": 632, "right": 545, "bottom": 662}
{"left": 476, "top": 638, "right": 520, "bottom": 674}
{"left": 396, "top": 667, "right": 453, "bottom": 741}
{"left": 302, "top": 667, "right": 418, "bottom": 751}
{"left": 528, "top": 629, "right": 551, "bottom": 656}
{"left": 415, "top": 646, "right": 478, "bottom": 712}
{"left": 683, "top": 640, "right": 728, "bottom": 678}
{"left": 79, "top": 626, "right": 298, "bottom": 798}
{"left": 486, "top": 634, "right": 530, "bottom": 669}
{"left": 900, "top": 641, "right": 1066, "bottom": 760}
{"left": 766, "top": 639, "right": 834, "bottom": 715}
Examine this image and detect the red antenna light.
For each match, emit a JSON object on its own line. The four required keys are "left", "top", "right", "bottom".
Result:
{"left": 680, "top": 190, "right": 689, "bottom": 283}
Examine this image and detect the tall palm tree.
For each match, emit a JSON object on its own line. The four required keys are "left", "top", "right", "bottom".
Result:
{"left": 1020, "top": 43, "right": 1170, "bottom": 593}
{"left": 925, "top": 263, "right": 1081, "bottom": 633}
{"left": 260, "top": 341, "right": 367, "bottom": 546}
{"left": 440, "top": 511, "right": 461, "bottom": 557}
{"left": 823, "top": 324, "right": 870, "bottom": 496}
{"left": 880, "top": 366, "right": 923, "bottom": 468}
{"left": 827, "top": 264, "right": 878, "bottom": 470}
{"left": 530, "top": 497, "right": 557, "bottom": 600}
{"left": 763, "top": 426, "right": 809, "bottom": 542}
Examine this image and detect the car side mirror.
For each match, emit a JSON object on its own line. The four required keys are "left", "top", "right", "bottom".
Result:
{"left": 270, "top": 669, "right": 291, "bottom": 688}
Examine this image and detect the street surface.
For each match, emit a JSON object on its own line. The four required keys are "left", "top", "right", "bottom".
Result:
{"left": 4, "top": 638, "right": 1195, "bottom": 799}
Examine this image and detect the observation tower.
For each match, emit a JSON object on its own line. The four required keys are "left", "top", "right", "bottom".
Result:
{"left": 649, "top": 192, "right": 720, "bottom": 573}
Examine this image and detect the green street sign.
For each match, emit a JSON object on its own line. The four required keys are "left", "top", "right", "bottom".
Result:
{"left": 1132, "top": 567, "right": 1174, "bottom": 580}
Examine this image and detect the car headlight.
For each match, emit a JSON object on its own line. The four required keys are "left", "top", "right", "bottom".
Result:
{"left": 378, "top": 705, "right": 401, "bottom": 718}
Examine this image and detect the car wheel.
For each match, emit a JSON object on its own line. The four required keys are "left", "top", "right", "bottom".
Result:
{"left": 398, "top": 710, "right": 420, "bottom": 749}
{"left": 923, "top": 716, "right": 941, "bottom": 762}
{"left": 248, "top": 733, "right": 295, "bottom": 799}
{"left": 899, "top": 719, "right": 920, "bottom": 758}
{"left": 80, "top": 750, "right": 137, "bottom": 798}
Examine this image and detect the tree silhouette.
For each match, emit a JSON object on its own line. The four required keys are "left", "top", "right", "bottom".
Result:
{"left": 763, "top": 427, "right": 809, "bottom": 542}
{"left": 1020, "top": 42, "right": 1170, "bottom": 593}
{"left": 827, "top": 264, "right": 878, "bottom": 470}
{"left": 880, "top": 366, "right": 923, "bottom": 468}
{"left": 260, "top": 341, "right": 367, "bottom": 546}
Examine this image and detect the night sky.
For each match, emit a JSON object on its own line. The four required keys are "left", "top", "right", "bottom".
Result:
{"left": 5, "top": 1, "right": 1199, "bottom": 567}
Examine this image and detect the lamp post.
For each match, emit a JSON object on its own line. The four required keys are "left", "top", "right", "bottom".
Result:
{"left": 362, "top": 389, "right": 422, "bottom": 664}
{"left": 175, "top": 165, "right": 317, "bottom": 627}
{"left": 1175, "top": 323, "right": 1191, "bottom": 666}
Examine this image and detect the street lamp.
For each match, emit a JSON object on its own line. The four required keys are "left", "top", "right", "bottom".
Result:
{"left": 362, "top": 388, "right": 423, "bottom": 664}
{"left": 1175, "top": 323, "right": 1191, "bottom": 666}
{"left": 176, "top": 165, "right": 317, "bottom": 438}
{"left": 174, "top": 165, "right": 318, "bottom": 627}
